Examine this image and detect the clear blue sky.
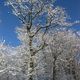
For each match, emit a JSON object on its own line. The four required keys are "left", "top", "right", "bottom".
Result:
{"left": 0, "top": 0, "right": 80, "bottom": 46}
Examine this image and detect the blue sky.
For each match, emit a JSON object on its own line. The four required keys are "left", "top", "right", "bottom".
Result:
{"left": 0, "top": 0, "right": 80, "bottom": 46}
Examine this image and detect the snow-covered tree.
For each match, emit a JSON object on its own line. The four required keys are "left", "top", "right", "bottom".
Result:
{"left": 5, "top": 0, "right": 80, "bottom": 80}
{"left": 44, "top": 29, "right": 80, "bottom": 80}
{"left": 0, "top": 40, "right": 22, "bottom": 80}
{"left": 14, "top": 27, "right": 80, "bottom": 80}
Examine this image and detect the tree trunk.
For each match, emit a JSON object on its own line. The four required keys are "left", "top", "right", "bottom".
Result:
{"left": 28, "top": 35, "right": 34, "bottom": 80}
{"left": 53, "top": 56, "right": 56, "bottom": 80}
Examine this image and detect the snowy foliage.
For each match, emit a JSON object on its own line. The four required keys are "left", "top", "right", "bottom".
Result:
{"left": 0, "top": 29, "right": 80, "bottom": 80}
{"left": 0, "top": 0, "right": 80, "bottom": 80}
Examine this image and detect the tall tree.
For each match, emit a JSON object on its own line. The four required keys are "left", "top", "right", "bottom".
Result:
{"left": 6, "top": 0, "right": 79, "bottom": 80}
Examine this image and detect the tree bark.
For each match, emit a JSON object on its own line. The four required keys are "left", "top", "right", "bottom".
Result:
{"left": 53, "top": 56, "right": 57, "bottom": 80}
{"left": 28, "top": 34, "right": 34, "bottom": 80}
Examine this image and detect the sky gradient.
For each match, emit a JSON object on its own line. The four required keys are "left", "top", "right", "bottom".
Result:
{"left": 0, "top": 0, "right": 80, "bottom": 46}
